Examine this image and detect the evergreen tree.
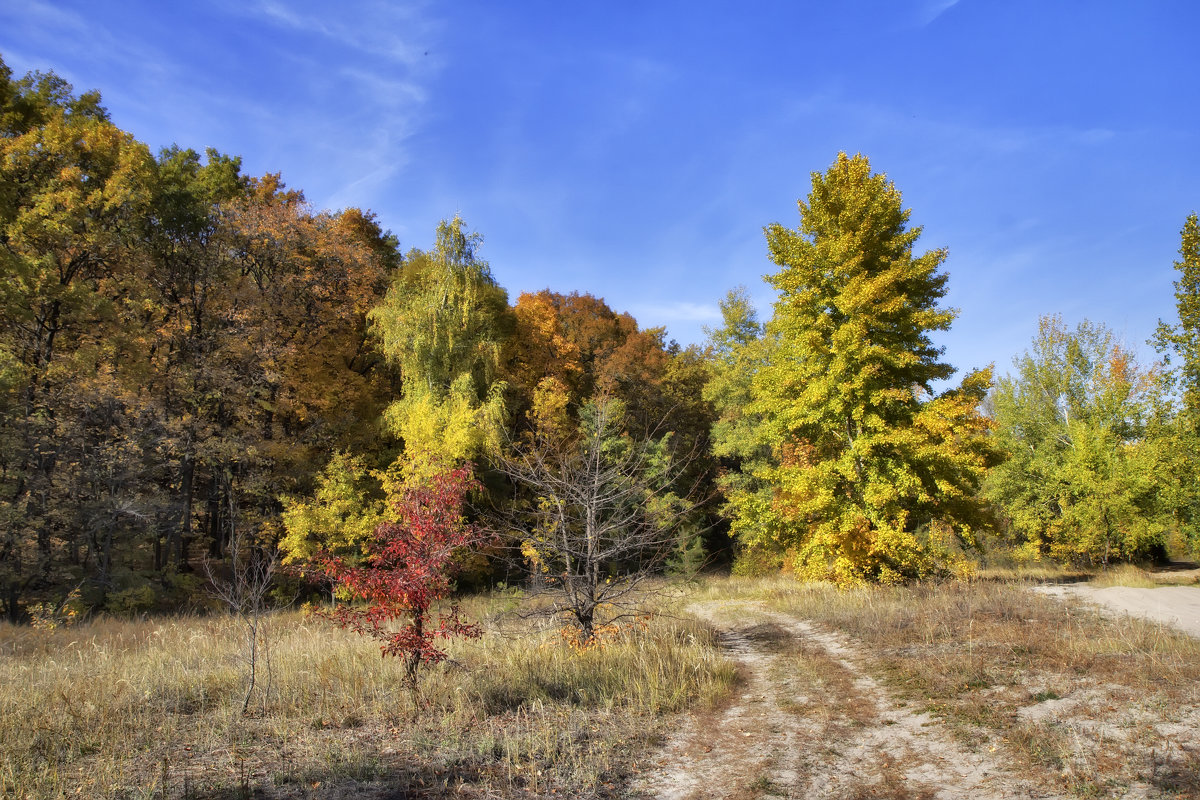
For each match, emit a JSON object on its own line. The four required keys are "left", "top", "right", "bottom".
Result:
{"left": 703, "top": 288, "right": 777, "bottom": 570}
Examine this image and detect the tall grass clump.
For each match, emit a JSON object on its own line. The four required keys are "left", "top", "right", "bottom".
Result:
{"left": 1085, "top": 562, "right": 1200, "bottom": 588}
{"left": 468, "top": 613, "right": 732, "bottom": 714}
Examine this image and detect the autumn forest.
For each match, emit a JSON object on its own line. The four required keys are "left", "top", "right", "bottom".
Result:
{"left": 3, "top": 56, "right": 1199, "bottom": 629}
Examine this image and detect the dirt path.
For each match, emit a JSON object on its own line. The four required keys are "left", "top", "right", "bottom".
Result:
{"left": 1034, "top": 584, "right": 1200, "bottom": 638}
{"left": 634, "top": 601, "right": 1058, "bottom": 799}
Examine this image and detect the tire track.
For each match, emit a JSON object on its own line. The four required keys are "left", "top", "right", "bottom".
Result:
{"left": 634, "top": 601, "right": 1058, "bottom": 799}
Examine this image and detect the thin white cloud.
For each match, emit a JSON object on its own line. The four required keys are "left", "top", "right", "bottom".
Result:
{"left": 1, "top": 0, "right": 170, "bottom": 86}
{"left": 0, "top": 0, "right": 444, "bottom": 224}
{"left": 917, "top": 0, "right": 961, "bottom": 27}
{"left": 249, "top": 0, "right": 435, "bottom": 68}
{"left": 338, "top": 66, "right": 426, "bottom": 107}
{"left": 1, "top": 0, "right": 82, "bottom": 34}
{"left": 49, "top": 1, "right": 437, "bottom": 217}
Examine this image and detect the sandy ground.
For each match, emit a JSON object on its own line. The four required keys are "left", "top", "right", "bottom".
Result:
{"left": 633, "top": 601, "right": 1057, "bottom": 800}
{"left": 1034, "top": 584, "right": 1200, "bottom": 638}
{"left": 633, "top": 588, "right": 1200, "bottom": 799}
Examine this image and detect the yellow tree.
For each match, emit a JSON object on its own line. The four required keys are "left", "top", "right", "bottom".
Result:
{"left": 506, "top": 291, "right": 719, "bottom": 569}
{"left": 278, "top": 452, "right": 386, "bottom": 577}
{"left": 0, "top": 61, "right": 155, "bottom": 617}
{"left": 736, "top": 153, "right": 998, "bottom": 583}
{"left": 369, "top": 217, "right": 512, "bottom": 476}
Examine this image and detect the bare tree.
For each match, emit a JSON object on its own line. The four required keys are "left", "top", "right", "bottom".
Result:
{"left": 204, "top": 486, "right": 278, "bottom": 715}
{"left": 497, "top": 395, "right": 704, "bottom": 641}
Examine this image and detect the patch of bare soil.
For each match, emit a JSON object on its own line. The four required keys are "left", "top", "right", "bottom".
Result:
{"left": 1035, "top": 584, "right": 1200, "bottom": 638}
{"left": 633, "top": 601, "right": 1054, "bottom": 799}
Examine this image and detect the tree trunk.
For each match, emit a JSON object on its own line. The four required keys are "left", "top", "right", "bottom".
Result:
{"left": 171, "top": 455, "right": 194, "bottom": 569}
{"left": 205, "top": 476, "right": 223, "bottom": 559}
{"left": 404, "top": 614, "right": 424, "bottom": 694}
{"left": 3, "top": 581, "right": 19, "bottom": 624}
{"left": 575, "top": 606, "right": 595, "bottom": 642}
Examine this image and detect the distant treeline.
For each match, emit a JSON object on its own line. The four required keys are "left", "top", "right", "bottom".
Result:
{"left": 2, "top": 57, "right": 1197, "bottom": 620}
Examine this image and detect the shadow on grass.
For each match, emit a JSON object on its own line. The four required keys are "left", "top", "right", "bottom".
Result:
{"left": 169, "top": 758, "right": 495, "bottom": 800}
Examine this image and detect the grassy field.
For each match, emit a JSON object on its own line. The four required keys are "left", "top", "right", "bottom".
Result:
{"left": 4, "top": 573, "right": 1200, "bottom": 798}
{"left": 0, "top": 588, "right": 734, "bottom": 799}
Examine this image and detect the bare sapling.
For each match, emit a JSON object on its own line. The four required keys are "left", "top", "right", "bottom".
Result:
{"left": 498, "top": 395, "right": 708, "bottom": 643}
{"left": 204, "top": 489, "right": 279, "bottom": 715}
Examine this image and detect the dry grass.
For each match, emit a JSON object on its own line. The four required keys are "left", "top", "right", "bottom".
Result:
{"left": 977, "top": 560, "right": 1200, "bottom": 588}
{"left": 1090, "top": 563, "right": 1200, "bottom": 588}
{"left": 973, "top": 562, "right": 1092, "bottom": 584}
{"left": 704, "top": 576, "right": 1200, "bottom": 797}
{"left": 0, "top": 588, "right": 735, "bottom": 799}
{"left": 10, "top": 574, "right": 1200, "bottom": 798}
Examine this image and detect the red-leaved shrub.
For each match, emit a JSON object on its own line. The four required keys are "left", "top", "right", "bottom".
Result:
{"left": 316, "top": 463, "right": 482, "bottom": 691}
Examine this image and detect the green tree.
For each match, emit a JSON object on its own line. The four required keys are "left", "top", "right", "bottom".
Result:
{"left": 1155, "top": 214, "right": 1200, "bottom": 420}
{"left": 1152, "top": 213, "right": 1200, "bottom": 555}
{"left": 369, "top": 217, "right": 512, "bottom": 475}
{"left": 987, "top": 316, "right": 1167, "bottom": 565}
{"left": 703, "top": 288, "right": 773, "bottom": 569}
{"left": 732, "top": 153, "right": 996, "bottom": 584}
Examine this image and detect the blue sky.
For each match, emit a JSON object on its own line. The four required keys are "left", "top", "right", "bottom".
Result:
{"left": 2, "top": 1, "right": 1197, "bottom": 383}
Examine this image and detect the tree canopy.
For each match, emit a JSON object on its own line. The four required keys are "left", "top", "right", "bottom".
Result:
{"left": 4, "top": 55, "right": 1199, "bottom": 620}
{"left": 369, "top": 216, "right": 512, "bottom": 476}
{"left": 986, "top": 317, "right": 1167, "bottom": 565}
{"left": 717, "top": 153, "right": 998, "bottom": 583}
